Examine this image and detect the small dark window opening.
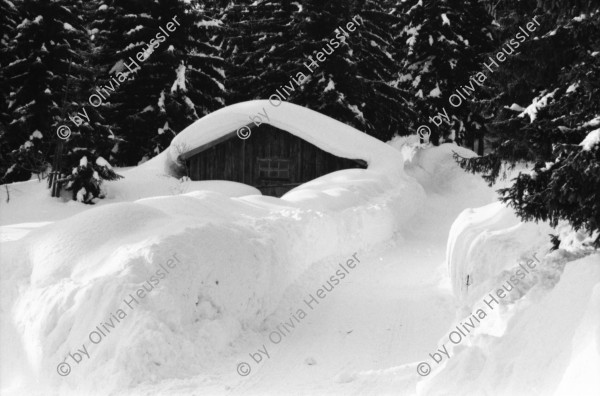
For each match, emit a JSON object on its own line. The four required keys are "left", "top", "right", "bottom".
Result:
{"left": 257, "top": 158, "right": 290, "bottom": 181}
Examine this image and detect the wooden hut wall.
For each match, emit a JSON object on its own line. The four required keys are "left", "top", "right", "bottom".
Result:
{"left": 187, "top": 125, "right": 366, "bottom": 196}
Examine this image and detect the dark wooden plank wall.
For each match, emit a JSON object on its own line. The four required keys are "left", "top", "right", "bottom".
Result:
{"left": 188, "top": 125, "right": 366, "bottom": 197}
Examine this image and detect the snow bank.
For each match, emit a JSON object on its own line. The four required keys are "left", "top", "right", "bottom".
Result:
{"left": 0, "top": 165, "right": 260, "bottom": 227}
{"left": 0, "top": 102, "right": 425, "bottom": 395}
{"left": 422, "top": 251, "right": 600, "bottom": 396}
{"left": 446, "top": 202, "right": 555, "bottom": 305}
{"left": 432, "top": 195, "right": 600, "bottom": 396}
{"left": 388, "top": 137, "right": 498, "bottom": 243}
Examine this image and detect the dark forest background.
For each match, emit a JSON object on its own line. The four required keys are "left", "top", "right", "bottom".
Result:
{"left": 1, "top": 0, "right": 599, "bottom": 244}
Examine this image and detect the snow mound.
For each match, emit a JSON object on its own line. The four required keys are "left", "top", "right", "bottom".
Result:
{"left": 388, "top": 138, "right": 497, "bottom": 242}
{"left": 423, "top": 252, "right": 600, "bottom": 396}
{"left": 0, "top": 102, "right": 425, "bottom": 395}
{"left": 446, "top": 202, "right": 555, "bottom": 304}
{"left": 435, "top": 198, "right": 600, "bottom": 396}
{"left": 0, "top": 170, "right": 260, "bottom": 227}
{"left": 105, "top": 161, "right": 262, "bottom": 202}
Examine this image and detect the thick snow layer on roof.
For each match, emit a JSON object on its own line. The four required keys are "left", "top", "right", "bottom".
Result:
{"left": 169, "top": 100, "right": 402, "bottom": 174}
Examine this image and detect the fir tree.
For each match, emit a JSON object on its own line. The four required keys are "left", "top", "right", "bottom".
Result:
{"left": 395, "top": 0, "right": 496, "bottom": 147}
{"left": 0, "top": 0, "right": 21, "bottom": 182}
{"left": 2, "top": 0, "right": 100, "bottom": 184}
{"left": 58, "top": 152, "right": 122, "bottom": 204}
{"left": 295, "top": 0, "right": 415, "bottom": 140}
{"left": 225, "top": 0, "right": 414, "bottom": 142}
{"left": 225, "top": 0, "right": 301, "bottom": 105}
{"left": 457, "top": 3, "right": 600, "bottom": 246}
{"left": 91, "top": 0, "right": 226, "bottom": 165}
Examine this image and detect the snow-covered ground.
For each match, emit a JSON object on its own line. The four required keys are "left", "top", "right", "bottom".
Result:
{"left": 0, "top": 105, "right": 598, "bottom": 396}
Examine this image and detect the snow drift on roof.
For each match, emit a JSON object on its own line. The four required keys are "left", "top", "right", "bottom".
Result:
{"left": 169, "top": 100, "right": 402, "bottom": 173}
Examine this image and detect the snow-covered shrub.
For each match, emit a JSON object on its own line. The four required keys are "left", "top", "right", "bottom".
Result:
{"left": 59, "top": 154, "right": 122, "bottom": 204}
